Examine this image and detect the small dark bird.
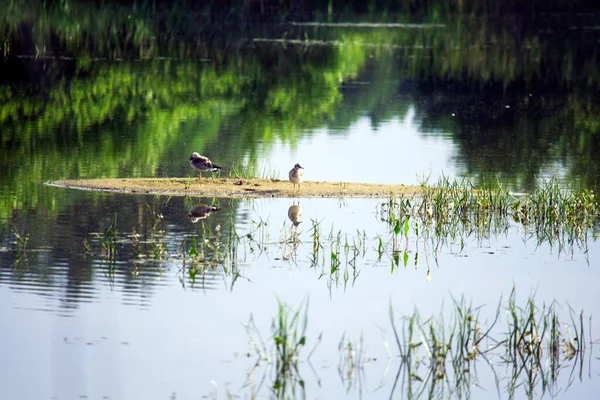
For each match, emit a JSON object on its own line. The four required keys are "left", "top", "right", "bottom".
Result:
{"left": 189, "top": 152, "right": 221, "bottom": 179}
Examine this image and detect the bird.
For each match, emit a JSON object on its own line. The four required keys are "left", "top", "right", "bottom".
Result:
{"left": 287, "top": 204, "right": 302, "bottom": 227}
{"left": 188, "top": 204, "right": 221, "bottom": 223}
{"left": 189, "top": 152, "right": 221, "bottom": 179}
{"left": 289, "top": 163, "right": 304, "bottom": 196}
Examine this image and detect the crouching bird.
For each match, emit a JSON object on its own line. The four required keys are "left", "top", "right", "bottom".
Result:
{"left": 189, "top": 152, "right": 221, "bottom": 180}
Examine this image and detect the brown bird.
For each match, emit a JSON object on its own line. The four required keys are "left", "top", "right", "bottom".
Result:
{"left": 188, "top": 204, "right": 221, "bottom": 223}
{"left": 288, "top": 163, "right": 304, "bottom": 196}
{"left": 189, "top": 152, "right": 221, "bottom": 179}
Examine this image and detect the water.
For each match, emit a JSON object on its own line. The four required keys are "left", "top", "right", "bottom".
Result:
{"left": 1, "top": 3, "right": 600, "bottom": 399}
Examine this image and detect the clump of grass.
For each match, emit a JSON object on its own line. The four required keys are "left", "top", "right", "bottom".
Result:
{"left": 244, "top": 217, "right": 270, "bottom": 254}
{"left": 272, "top": 298, "right": 309, "bottom": 393}
{"left": 227, "top": 160, "right": 279, "bottom": 180}
{"left": 12, "top": 228, "right": 29, "bottom": 262}
{"left": 309, "top": 218, "right": 323, "bottom": 268}
{"left": 180, "top": 236, "right": 208, "bottom": 286}
{"left": 513, "top": 178, "right": 598, "bottom": 255}
{"left": 387, "top": 289, "right": 592, "bottom": 399}
{"left": 379, "top": 176, "right": 599, "bottom": 264}
{"left": 291, "top": 222, "right": 364, "bottom": 292}
{"left": 82, "top": 238, "right": 92, "bottom": 257}
{"left": 176, "top": 218, "right": 242, "bottom": 288}
{"left": 279, "top": 219, "right": 302, "bottom": 262}
{"left": 244, "top": 298, "right": 317, "bottom": 399}
{"left": 138, "top": 202, "right": 168, "bottom": 261}
{"left": 337, "top": 333, "right": 372, "bottom": 392}
{"left": 99, "top": 214, "right": 118, "bottom": 260}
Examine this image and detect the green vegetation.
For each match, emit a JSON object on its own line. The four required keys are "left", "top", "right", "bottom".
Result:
{"left": 5, "top": 175, "right": 594, "bottom": 287}
{"left": 235, "top": 290, "right": 595, "bottom": 398}
{"left": 245, "top": 297, "right": 312, "bottom": 399}
{"left": 1, "top": 0, "right": 599, "bottom": 227}
{"left": 226, "top": 160, "right": 280, "bottom": 181}
{"left": 386, "top": 289, "right": 589, "bottom": 398}
{"left": 379, "top": 177, "right": 600, "bottom": 266}
{"left": 98, "top": 214, "right": 118, "bottom": 261}
{"left": 12, "top": 228, "right": 29, "bottom": 263}
{"left": 4, "top": 176, "right": 597, "bottom": 287}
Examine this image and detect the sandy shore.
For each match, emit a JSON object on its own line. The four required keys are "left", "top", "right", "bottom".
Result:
{"left": 46, "top": 178, "right": 423, "bottom": 198}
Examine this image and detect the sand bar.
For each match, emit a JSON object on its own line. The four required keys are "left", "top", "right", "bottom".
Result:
{"left": 46, "top": 178, "right": 423, "bottom": 198}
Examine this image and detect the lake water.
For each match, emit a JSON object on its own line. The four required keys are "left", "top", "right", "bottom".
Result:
{"left": 1, "top": 3, "right": 600, "bottom": 399}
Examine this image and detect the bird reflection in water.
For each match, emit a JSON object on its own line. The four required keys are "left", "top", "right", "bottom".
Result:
{"left": 188, "top": 204, "right": 221, "bottom": 223}
{"left": 287, "top": 203, "right": 303, "bottom": 227}
{"left": 283, "top": 201, "right": 303, "bottom": 261}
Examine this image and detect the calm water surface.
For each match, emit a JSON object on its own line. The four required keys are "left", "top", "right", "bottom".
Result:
{"left": 1, "top": 5, "right": 600, "bottom": 400}
{"left": 2, "top": 192, "right": 600, "bottom": 399}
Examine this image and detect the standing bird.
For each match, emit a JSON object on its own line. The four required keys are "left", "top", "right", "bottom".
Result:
{"left": 189, "top": 152, "right": 221, "bottom": 180}
{"left": 288, "top": 163, "right": 304, "bottom": 196}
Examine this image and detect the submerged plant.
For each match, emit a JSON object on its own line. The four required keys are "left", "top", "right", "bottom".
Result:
{"left": 272, "top": 298, "right": 309, "bottom": 390}
{"left": 379, "top": 176, "right": 600, "bottom": 266}
{"left": 387, "top": 289, "right": 593, "bottom": 399}
{"left": 99, "top": 214, "right": 118, "bottom": 261}
{"left": 244, "top": 298, "right": 315, "bottom": 400}
{"left": 513, "top": 178, "right": 599, "bottom": 256}
{"left": 337, "top": 333, "right": 373, "bottom": 394}
{"left": 12, "top": 228, "right": 29, "bottom": 262}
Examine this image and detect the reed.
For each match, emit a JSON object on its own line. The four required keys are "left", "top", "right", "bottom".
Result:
{"left": 12, "top": 228, "right": 29, "bottom": 262}
{"left": 244, "top": 297, "right": 313, "bottom": 399}
{"left": 379, "top": 176, "right": 599, "bottom": 265}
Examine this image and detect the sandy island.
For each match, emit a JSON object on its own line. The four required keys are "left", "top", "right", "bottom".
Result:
{"left": 46, "top": 178, "right": 423, "bottom": 198}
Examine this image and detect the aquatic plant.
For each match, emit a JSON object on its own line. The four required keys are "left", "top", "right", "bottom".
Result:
{"left": 82, "top": 238, "right": 91, "bottom": 257}
{"left": 244, "top": 297, "right": 315, "bottom": 399}
{"left": 337, "top": 333, "right": 373, "bottom": 394}
{"left": 512, "top": 178, "right": 598, "bottom": 257}
{"left": 99, "top": 214, "right": 118, "bottom": 260}
{"left": 386, "top": 289, "right": 592, "bottom": 399}
{"left": 236, "top": 290, "right": 594, "bottom": 399}
{"left": 379, "top": 176, "right": 599, "bottom": 265}
{"left": 309, "top": 218, "right": 324, "bottom": 268}
{"left": 12, "top": 228, "right": 29, "bottom": 262}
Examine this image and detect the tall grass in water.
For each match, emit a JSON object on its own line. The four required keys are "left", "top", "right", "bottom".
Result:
{"left": 380, "top": 176, "right": 599, "bottom": 264}
{"left": 244, "top": 298, "right": 315, "bottom": 399}
{"left": 99, "top": 214, "right": 118, "bottom": 261}
{"left": 272, "top": 298, "right": 309, "bottom": 396}
{"left": 387, "top": 289, "right": 592, "bottom": 399}
{"left": 12, "top": 228, "right": 29, "bottom": 263}
{"left": 512, "top": 178, "right": 598, "bottom": 256}
{"left": 238, "top": 291, "right": 593, "bottom": 398}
